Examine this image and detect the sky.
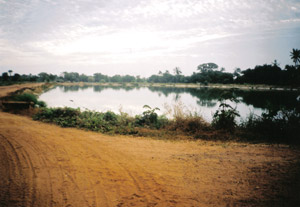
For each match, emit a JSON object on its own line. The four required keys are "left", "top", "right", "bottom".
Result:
{"left": 0, "top": 0, "right": 300, "bottom": 77}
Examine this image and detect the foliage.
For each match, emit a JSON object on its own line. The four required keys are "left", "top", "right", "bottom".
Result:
{"left": 2, "top": 49, "right": 300, "bottom": 86}
{"left": 1, "top": 72, "right": 9, "bottom": 81}
{"left": 197, "top": 63, "right": 219, "bottom": 73}
{"left": 33, "top": 104, "right": 170, "bottom": 135}
{"left": 94, "top": 73, "right": 109, "bottom": 82}
{"left": 212, "top": 102, "right": 240, "bottom": 132}
{"left": 135, "top": 105, "right": 168, "bottom": 129}
{"left": 290, "top": 48, "right": 300, "bottom": 66}
{"left": 12, "top": 93, "right": 46, "bottom": 107}
{"left": 190, "top": 70, "right": 234, "bottom": 84}
{"left": 241, "top": 107, "right": 300, "bottom": 144}
{"left": 31, "top": 99, "right": 300, "bottom": 144}
{"left": 236, "top": 64, "right": 283, "bottom": 85}
{"left": 148, "top": 70, "right": 187, "bottom": 83}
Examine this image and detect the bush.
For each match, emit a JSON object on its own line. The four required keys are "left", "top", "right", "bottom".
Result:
{"left": 103, "top": 111, "right": 118, "bottom": 124}
{"left": 12, "top": 93, "right": 47, "bottom": 107}
{"left": 212, "top": 102, "right": 240, "bottom": 132}
{"left": 241, "top": 107, "right": 300, "bottom": 143}
{"left": 135, "top": 105, "right": 166, "bottom": 129}
{"left": 13, "top": 93, "right": 38, "bottom": 104}
{"left": 37, "top": 100, "right": 47, "bottom": 107}
{"left": 33, "top": 107, "right": 138, "bottom": 134}
{"left": 33, "top": 107, "right": 79, "bottom": 127}
{"left": 169, "top": 116, "right": 208, "bottom": 133}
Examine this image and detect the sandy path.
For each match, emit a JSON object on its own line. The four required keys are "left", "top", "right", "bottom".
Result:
{"left": 0, "top": 84, "right": 300, "bottom": 206}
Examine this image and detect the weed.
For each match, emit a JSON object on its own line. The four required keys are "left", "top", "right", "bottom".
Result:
{"left": 212, "top": 102, "right": 240, "bottom": 132}
{"left": 135, "top": 105, "right": 167, "bottom": 129}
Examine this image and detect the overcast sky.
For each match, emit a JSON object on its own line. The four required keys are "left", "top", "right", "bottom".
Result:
{"left": 0, "top": 0, "right": 300, "bottom": 77}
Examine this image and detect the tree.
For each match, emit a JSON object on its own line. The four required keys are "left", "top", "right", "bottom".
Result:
{"left": 12, "top": 73, "right": 21, "bottom": 81}
{"left": 136, "top": 75, "right": 144, "bottom": 82}
{"left": 148, "top": 75, "right": 160, "bottom": 83}
{"left": 63, "top": 72, "right": 79, "bottom": 82}
{"left": 8, "top": 70, "right": 13, "bottom": 77}
{"left": 173, "top": 67, "right": 182, "bottom": 75}
{"left": 290, "top": 48, "right": 300, "bottom": 67}
{"left": 38, "top": 72, "right": 50, "bottom": 82}
{"left": 110, "top": 75, "right": 122, "bottom": 82}
{"left": 162, "top": 70, "right": 174, "bottom": 83}
{"left": 236, "top": 64, "right": 282, "bottom": 85}
{"left": 122, "top": 75, "right": 135, "bottom": 82}
{"left": 233, "top": 68, "right": 241, "bottom": 79}
{"left": 197, "top": 63, "right": 218, "bottom": 73}
{"left": 94, "top": 73, "right": 109, "bottom": 82}
{"left": 1, "top": 72, "right": 9, "bottom": 81}
{"left": 79, "top": 74, "right": 89, "bottom": 82}
{"left": 272, "top": 59, "right": 280, "bottom": 67}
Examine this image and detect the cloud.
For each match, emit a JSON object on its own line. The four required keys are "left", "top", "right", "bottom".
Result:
{"left": 0, "top": 0, "right": 300, "bottom": 75}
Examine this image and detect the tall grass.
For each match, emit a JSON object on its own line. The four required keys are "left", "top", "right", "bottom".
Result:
{"left": 163, "top": 101, "right": 210, "bottom": 139}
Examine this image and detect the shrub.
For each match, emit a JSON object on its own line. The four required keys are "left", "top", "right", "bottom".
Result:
{"left": 135, "top": 105, "right": 164, "bottom": 129}
{"left": 13, "top": 93, "right": 38, "bottom": 104}
{"left": 241, "top": 107, "right": 300, "bottom": 143}
{"left": 34, "top": 107, "right": 138, "bottom": 134}
{"left": 171, "top": 116, "right": 208, "bottom": 133}
{"left": 103, "top": 111, "right": 118, "bottom": 124}
{"left": 12, "top": 93, "right": 47, "bottom": 107}
{"left": 212, "top": 102, "right": 240, "bottom": 132}
{"left": 37, "top": 100, "right": 47, "bottom": 107}
{"left": 33, "top": 107, "right": 80, "bottom": 127}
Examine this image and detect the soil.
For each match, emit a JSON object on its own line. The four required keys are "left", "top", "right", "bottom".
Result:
{"left": 0, "top": 84, "right": 300, "bottom": 207}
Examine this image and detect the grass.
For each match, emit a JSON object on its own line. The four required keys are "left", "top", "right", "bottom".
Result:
{"left": 31, "top": 102, "right": 300, "bottom": 145}
{"left": 32, "top": 102, "right": 226, "bottom": 141}
{"left": 5, "top": 88, "right": 299, "bottom": 144}
{"left": 32, "top": 104, "right": 213, "bottom": 139}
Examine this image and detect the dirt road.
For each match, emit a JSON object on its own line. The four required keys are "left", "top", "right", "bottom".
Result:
{"left": 0, "top": 84, "right": 300, "bottom": 207}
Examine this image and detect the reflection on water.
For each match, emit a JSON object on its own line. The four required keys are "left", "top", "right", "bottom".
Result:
{"left": 39, "top": 85, "right": 300, "bottom": 122}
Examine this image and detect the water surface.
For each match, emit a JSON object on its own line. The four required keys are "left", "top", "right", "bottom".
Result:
{"left": 39, "top": 85, "right": 300, "bottom": 122}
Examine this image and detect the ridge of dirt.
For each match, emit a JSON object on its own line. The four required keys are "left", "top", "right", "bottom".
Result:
{"left": 0, "top": 84, "right": 300, "bottom": 207}
{"left": 0, "top": 83, "right": 45, "bottom": 98}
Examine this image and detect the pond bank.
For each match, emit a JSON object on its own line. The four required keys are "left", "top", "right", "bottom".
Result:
{"left": 58, "top": 82, "right": 300, "bottom": 91}
{"left": 1, "top": 106, "right": 300, "bottom": 207}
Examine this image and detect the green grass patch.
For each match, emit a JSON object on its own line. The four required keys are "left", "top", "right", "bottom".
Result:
{"left": 12, "top": 93, "right": 47, "bottom": 107}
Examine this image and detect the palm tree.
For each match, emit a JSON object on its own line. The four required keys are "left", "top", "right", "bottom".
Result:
{"left": 173, "top": 67, "right": 182, "bottom": 75}
{"left": 290, "top": 48, "right": 300, "bottom": 66}
{"left": 8, "top": 69, "right": 13, "bottom": 77}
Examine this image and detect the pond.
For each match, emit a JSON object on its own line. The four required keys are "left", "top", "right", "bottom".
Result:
{"left": 39, "top": 85, "right": 300, "bottom": 122}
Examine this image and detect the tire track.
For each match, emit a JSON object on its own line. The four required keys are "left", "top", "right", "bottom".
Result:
{"left": 0, "top": 134, "right": 36, "bottom": 207}
{"left": 86, "top": 142, "right": 167, "bottom": 207}
{"left": 2, "top": 110, "right": 298, "bottom": 207}
{"left": 14, "top": 135, "right": 55, "bottom": 207}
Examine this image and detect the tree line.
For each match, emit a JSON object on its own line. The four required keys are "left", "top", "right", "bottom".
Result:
{"left": 1, "top": 49, "right": 300, "bottom": 86}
